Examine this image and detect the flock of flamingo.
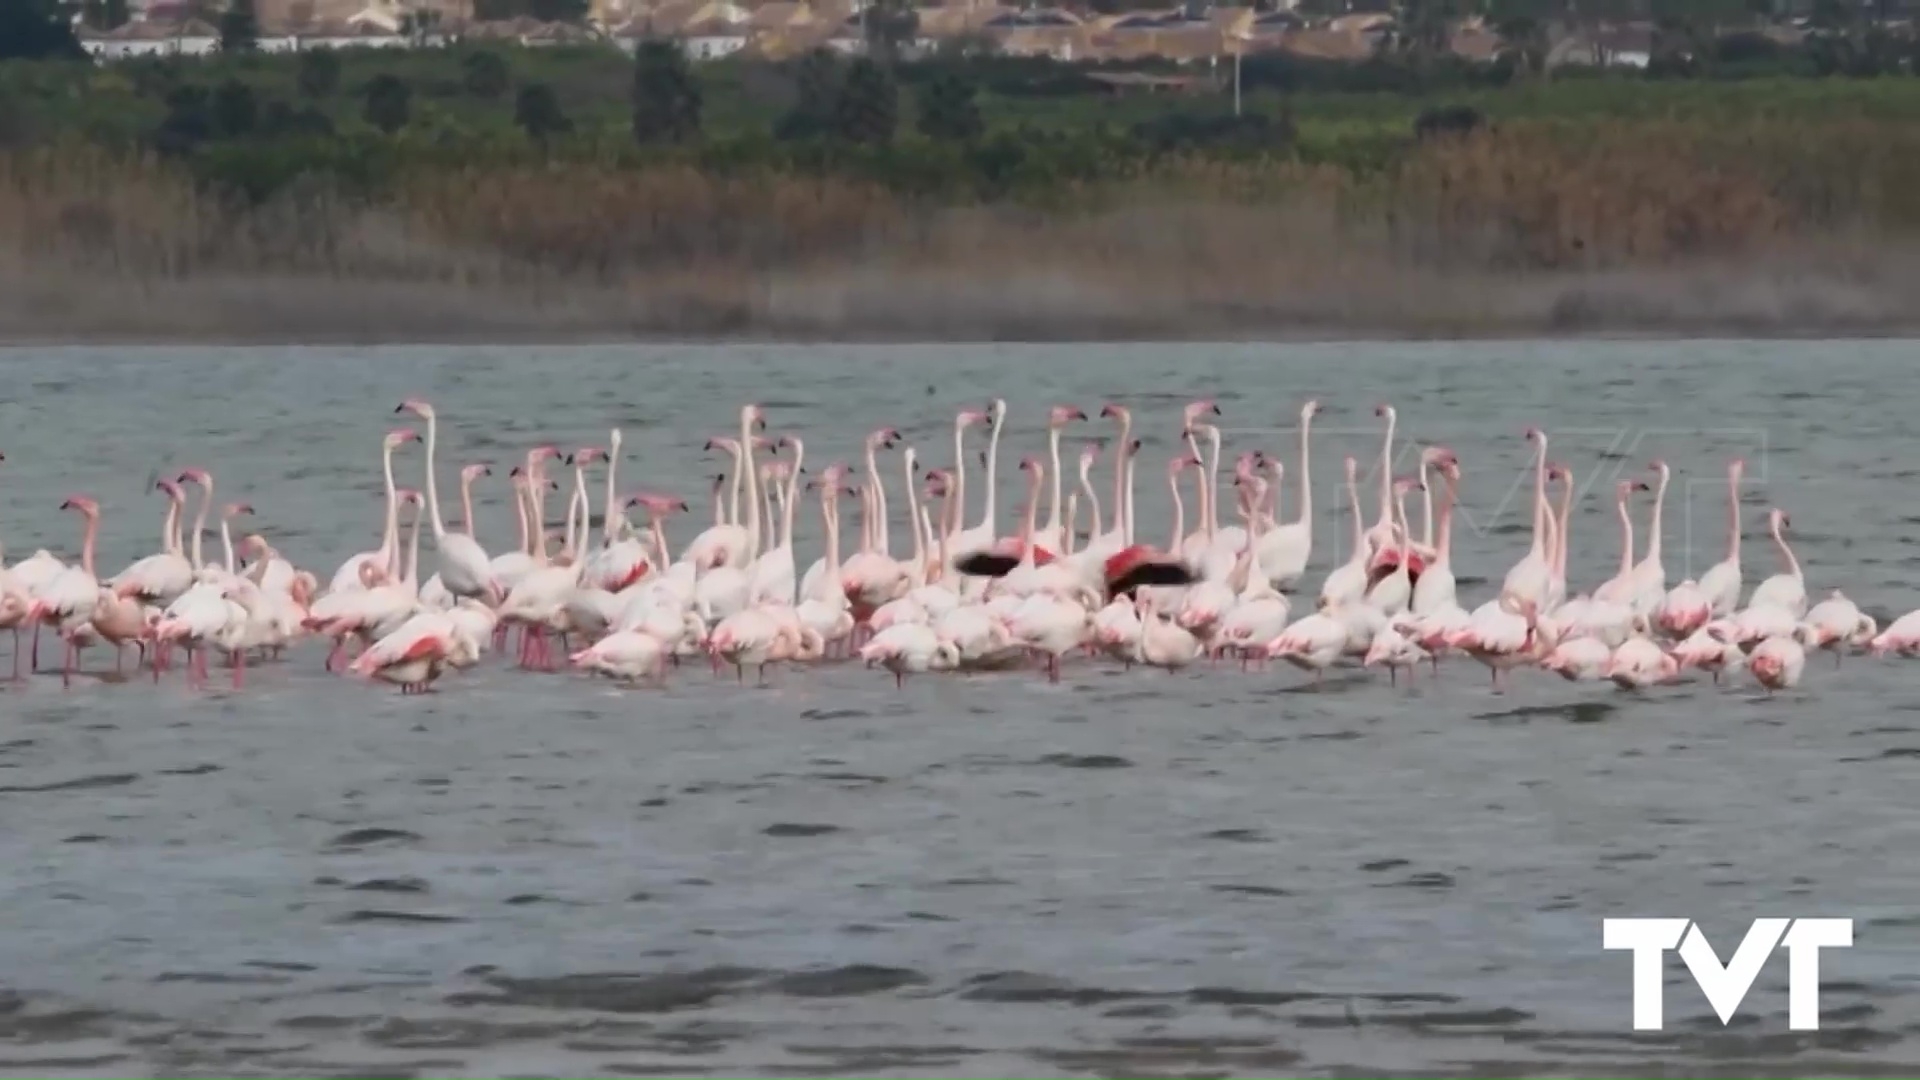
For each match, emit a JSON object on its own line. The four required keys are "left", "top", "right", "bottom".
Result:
{"left": 2, "top": 395, "right": 1915, "bottom": 696}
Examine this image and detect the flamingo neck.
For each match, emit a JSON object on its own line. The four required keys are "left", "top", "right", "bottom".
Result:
{"left": 951, "top": 419, "right": 968, "bottom": 542}
{"left": 81, "top": 513, "right": 98, "bottom": 579}
{"left": 1167, "top": 471, "right": 1185, "bottom": 553}
{"left": 1616, "top": 491, "right": 1635, "bottom": 578}
{"left": 1529, "top": 437, "right": 1549, "bottom": 559}
{"left": 783, "top": 440, "right": 805, "bottom": 552}
{"left": 1079, "top": 461, "right": 1102, "bottom": 541}
{"left": 902, "top": 454, "right": 924, "bottom": 573}
{"left": 825, "top": 486, "right": 840, "bottom": 572}
{"left": 1377, "top": 411, "right": 1396, "bottom": 528}
{"left": 1554, "top": 476, "right": 1574, "bottom": 579}
{"left": 405, "top": 506, "right": 423, "bottom": 585}
{"left": 1110, "top": 412, "right": 1131, "bottom": 538}
{"left": 1419, "top": 460, "right": 1436, "bottom": 549}
{"left": 1208, "top": 428, "right": 1224, "bottom": 538}
{"left": 866, "top": 442, "right": 884, "bottom": 554}
{"left": 651, "top": 517, "right": 670, "bottom": 569}
{"left": 727, "top": 441, "right": 744, "bottom": 527}
{"left": 1645, "top": 469, "right": 1668, "bottom": 563}
{"left": 741, "top": 415, "right": 761, "bottom": 559}
{"left": 460, "top": 474, "right": 479, "bottom": 539}
{"left": 1293, "top": 409, "right": 1314, "bottom": 529}
{"left": 870, "top": 445, "right": 890, "bottom": 555}
{"left": 1437, "top": 473, "right": 1456, "bottom": 567}
{"left": 189, "top": 480, "right": 212, "bottom": 571}
{"left": 603, "top": 433, "right": 622, "bottom": 545}
{"left": 1044, "top": 428, "right": 1063, "bottom": 534}
{"left": 1774, "top": 518, "right": 1799, "bottom": 578}
{"left": 161, "top": 496, "right": 180, "bottom": 556}
{"left": 419, "top": 410, "right": 450, "bottom": 542}
{"left": 1345, "top": 470, "right": 1364, "bottom": 561}
{"left": 1727, "top": 467, "right": 1742, "bottom": 561}
{"left": 975, "top": 410, "right": 1003, "bottom": 537}
{"left": 530, "top": 465, "right": 551, "bottom": 565}
{"left": 512, "top": 479, "right": 530, "bottom": 556}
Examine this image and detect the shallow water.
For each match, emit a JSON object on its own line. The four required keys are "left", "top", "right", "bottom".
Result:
{"left": 0, "top": 340, "right": 1918, "bottom": 1078}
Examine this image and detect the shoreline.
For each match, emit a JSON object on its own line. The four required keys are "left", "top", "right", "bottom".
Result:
{"left": 7, "top": 272, "right": 1920, "bottom": 348}
{"left": 6, "top": 325, "right": 1916, "bottom": 347}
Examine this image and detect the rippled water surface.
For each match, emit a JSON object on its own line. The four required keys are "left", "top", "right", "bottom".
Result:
{"left": 1, "top": 340, "right": 1918, "bottom": 1078}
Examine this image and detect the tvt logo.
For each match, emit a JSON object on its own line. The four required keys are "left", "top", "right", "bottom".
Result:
{"left": 1603, "top": 917, "right": 1853, "bottom": 1031}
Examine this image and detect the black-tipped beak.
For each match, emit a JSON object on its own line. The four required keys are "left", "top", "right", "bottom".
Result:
{"left": 58, "top": 499, "right": 72, "bottom": 510}
{"left": 564, "top": 454, "right": 575, "bottom": 465}
{"left": 393, "top": 402, "right": 406, "bottom": 414}
{"left": 1210, "top": 403, "right": 1221, "bottom": 416}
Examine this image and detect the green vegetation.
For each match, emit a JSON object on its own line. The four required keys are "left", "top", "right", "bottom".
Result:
{"left": 8, "top": 3, "right": 1920, "bottom": 339}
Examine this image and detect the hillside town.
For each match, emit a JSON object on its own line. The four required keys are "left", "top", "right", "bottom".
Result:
{"left": 76, "top": 0, "right": 1698, "bottom": 70}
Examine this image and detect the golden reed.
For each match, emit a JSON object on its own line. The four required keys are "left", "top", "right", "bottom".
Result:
{"left": 4, "top": 119, "right": 1919, "bottom": 341}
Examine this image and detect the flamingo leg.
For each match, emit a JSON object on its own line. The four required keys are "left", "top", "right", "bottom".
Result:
{"left": 31, "top": 621, "right": 41, "bottom": 673}
{"left": 232, "top": 648, "right": 245, "bottom": 690}
{"left": 61, "top": 640, "right": 74, "bottom": 690}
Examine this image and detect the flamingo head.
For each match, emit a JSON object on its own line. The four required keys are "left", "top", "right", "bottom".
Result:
{"left": 626, "top": 492, "right": 690, "bottom": 516}
{"left": 957, "top": 407, "right": 988, "bottom": 430}
{"left": 868, "top": 427, "right": 902, "bottom": 450}
{"left": 527, "top": 444, "right": 563, "bottom": 467}
{"left": 1019, "top": 454, "right": 1043, "bottom": 479}
{"left": 990, "top": 398, "right": 1007, "bottom": 423}
{"left": 1375, "top": 402, "right": 1395, "bottom": 421}
{"left": 1343, "top": 455, "right": 1358, "bottom": 481}
{"left": 1546, "top": 462, "right": 1570, "bottom": 482}
{"left": 1392, "top": 476, "right": 1423, "bottom": 497}
{"left": 384, "top": 427, "right": 421, "bottom": 450}
{"left": 1772, "top": 507, "right": 1791, "bottom": 531}
{"left": 1420, "top": 445, "right": 1457, "bottom": 468}
{"left": 1101, "top": 403, "right": 1131, "bottom": 423}
{"left": 461, "top": 463, "right": 491, "bottom": 482}
{"left": 242, "top": 533, "right": 270, "bottom": 556}
{"left": 1049, "top": 405, "right": 1087, "bottom": 427}
{"left": 177, "top": 467, "right": 211, "bottom": 486}
{"left": 222, "top": 502, "right": 254, "bottom": 519}
{"left": 1648, "top": 458, "right": 1669, "bottom": 480}
{"left": 925, "top": 468, "right": 952, "bottom": 498}
{"left": 1170, "top": 453, "right": 1201, "bottom": 476}
{"left": 396, "top": 488, "right": 424, "bottom": 508}
{"left": 743, "top": 403, "right": 767, "bottom": 432}
{"left": 1079, "top": 440, "right": 1104, "bottom": 468}
{"left": 570, "top": 447, "right": 607, "bottom": 466}
{"left": 1615, "top": 479, "right": 1645, "bottom": 501}
{"left": 705, "top": 435, "right": 738, "bottom": 454}
{"left": 1523, "top": 425, "right": 1545, "bottom": 445}
{"left": 1301, "top": 398, "right": 1322, "bottom": 420}
{"left": 395, "top": 398, "right": 433, "bottom": 419}
{"left": 59, "top": 495, "right": 99, "bottom": 515}
{"left": 1730, "top": 456, "right": 1746, "bottom": 478}
{"left": 154, "top": 478, "right": 183, "bottom": 500}
{"left": 1182, "top": 399, "right": 1220, "bottom": 428}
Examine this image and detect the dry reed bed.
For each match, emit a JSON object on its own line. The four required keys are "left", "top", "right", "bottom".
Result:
{"left": 5, "top": 120, "right": 1920, "bottom": 340}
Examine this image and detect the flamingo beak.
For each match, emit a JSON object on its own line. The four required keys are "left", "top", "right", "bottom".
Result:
{"left": 58, "top": 499, "right": 73, "bottom": 510}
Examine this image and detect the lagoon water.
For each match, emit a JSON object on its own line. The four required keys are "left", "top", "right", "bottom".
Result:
{"left": 0, "top": 340, "right": 1916, "bottom": 1078}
